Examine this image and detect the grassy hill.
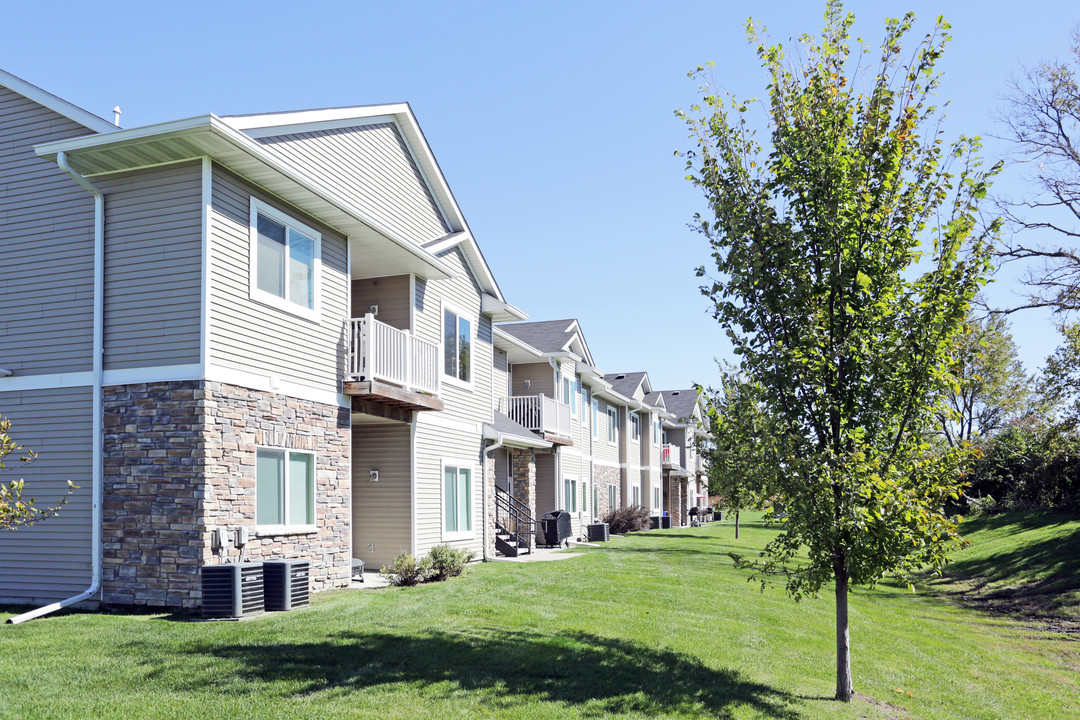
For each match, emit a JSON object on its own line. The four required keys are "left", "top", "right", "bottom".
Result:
{"left": 1, "top": 513, "right": 1076, "bottom": 719}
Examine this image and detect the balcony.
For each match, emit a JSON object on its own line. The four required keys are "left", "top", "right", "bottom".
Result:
{"left": 498, "top": 394, "right": 572, "bottom": 445}
{"left": 662, "top": 444, "right": 682, "bottom": 470}
{"left": 344, "top": 314, "right": 444, "bottom": 416}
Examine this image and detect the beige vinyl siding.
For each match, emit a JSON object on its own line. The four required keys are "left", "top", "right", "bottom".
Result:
{"left": 0, "top": 387, "right": 93, "bottom": 602}
{"left": 352, "top": 422, "right": 412, "bottom": 568}
{"left": 510, "top": 363, "right": 554, "bottom": 397}
{"left": 413, "top": 420, "right": 484, "bottom": 559}
{"left": 592, "top": 398, "right": 619, "bottom": 465}
{"left": 257, "top": 124, "right": 449, "bottom": 244}
{"left": 351, "top": 275, "right": 410, "bottom": 331}
{"left": 493, "top": 348, "right": 509, "bottom": 399}
{"left": 0, "top": 86, "right": 98, "bottom": 376}
{"left": 415, "top": 248, "right": 492, "bottom": 425}
{"left": 209, "top": 166, "right": 349, "bottom": 391}
{"left": 535, "top": 452, "right": 556, "bottom": 516}
{"left": 97, "top": 162, "right": 203, "bottom": 369}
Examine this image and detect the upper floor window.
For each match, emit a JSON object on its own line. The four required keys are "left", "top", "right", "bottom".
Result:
{"left": 250, "top": 198, "right": 321, "bottom": 320}
{"left": 607, "top": 407, "right": 618, "bottom": 444}
{"left": 443, "top": 308, "right": 471, "bottom": 383}
{"left": 653, "top": 419, "right": 661, "bottom": 446}
{"left": 563, "top": 374, "right": 576, "bottom": 416}
{"left": 631, "top": 414, "right": 640, "bottom": 442}
{"left": 591, "top": 398, "right": 599, "bottom": 438}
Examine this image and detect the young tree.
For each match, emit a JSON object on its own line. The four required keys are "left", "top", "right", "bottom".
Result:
{"left": 703, "top": 370, "right": 770, "bottom": 540}
{"left": 0, "top": 415, "right": 74, "bottom": 530}
{"left": 998, "top": 29, "right": 1080, "bottom": 314}
{"left": 936, "top": 312, "right": 1032, "bottom": 446}
{"left": 1037, "top": 321, "right": 1080, "bottom": 427}
{"left": 679, "top": 2, "right": 999, "bottom": 701}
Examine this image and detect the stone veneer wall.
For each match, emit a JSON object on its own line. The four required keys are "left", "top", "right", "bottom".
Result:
{"left": 103, "top": 381, "right": 206, "bottom": 608}
{"left": 200, "top": 383, "right": 351, "bottom": 592}
{"left": 101, "top": 381, "right": 350, "bottom": 609}
{"left": 485, "top": 454, "right": 496, "bottom": 559}
{"left": 593, "top": 464, "right": 621, "bottom": 520}
{"left": 508, "top": 449, "right": 537, "bottom": 551}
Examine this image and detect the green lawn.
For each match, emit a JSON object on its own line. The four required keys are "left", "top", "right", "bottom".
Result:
{"left": 1, "top": 514, "right": 1077, "bottom": 720}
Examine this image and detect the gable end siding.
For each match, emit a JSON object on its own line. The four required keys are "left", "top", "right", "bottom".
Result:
{"left": 257, "top": 123, "right": 449, "bottom": 244}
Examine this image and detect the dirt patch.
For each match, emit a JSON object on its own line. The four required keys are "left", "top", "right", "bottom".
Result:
{"left": 854, "top": 691, "right": 910, "bottom": 719}
{"left": 928, "top": 575, "right": 1080, "bottom": 635}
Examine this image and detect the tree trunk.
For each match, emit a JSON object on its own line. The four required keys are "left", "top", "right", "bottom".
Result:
{"left": 734, "top": 510, "right": 740, "bottom": 539}
{"left": 835, "top": 568, "right": 853, "bottom": 701}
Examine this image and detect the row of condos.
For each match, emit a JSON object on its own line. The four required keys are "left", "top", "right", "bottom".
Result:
{"left": 0, "top": 68, "right": 708, "bottom": 613}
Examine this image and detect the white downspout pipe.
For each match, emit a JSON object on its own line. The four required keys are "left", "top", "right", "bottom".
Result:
{"left": 482, "top": 436, "right": 505, "bottom": 562}
{"left": 9, "top": 151, "right": 104, "bottom": 624}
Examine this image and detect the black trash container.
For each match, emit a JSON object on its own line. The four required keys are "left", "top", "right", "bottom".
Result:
{"left": 540, "top": 510, "right": 572, "bottom": 547}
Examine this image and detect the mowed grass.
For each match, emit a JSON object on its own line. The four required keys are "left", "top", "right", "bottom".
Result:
{"left": 1, "top": 515, "right": 1077, "bottom": 720}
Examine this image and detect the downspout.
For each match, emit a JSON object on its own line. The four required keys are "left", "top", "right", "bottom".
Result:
{"left": 9, "top": 151, "right": 104, "bottom": 624}
{"left": 482, "top": 436, "right": 505, "bottom": 562}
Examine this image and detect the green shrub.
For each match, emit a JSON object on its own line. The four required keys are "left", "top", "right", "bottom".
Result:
{"left": 966, "top": 420, "right": 1080, "bottom": 513}
{"left": 380, "top": 552, "right": 431, "bottom": 587}
{"left": 601, "top": 505, "right": 652, "bottom": 534}
{"left": 427, "top": 544, "right": 476, "bottom": 581}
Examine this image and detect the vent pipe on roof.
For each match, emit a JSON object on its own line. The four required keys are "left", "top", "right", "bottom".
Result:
{"left": 112, "top": 106, "right": 121, "bottom": 127}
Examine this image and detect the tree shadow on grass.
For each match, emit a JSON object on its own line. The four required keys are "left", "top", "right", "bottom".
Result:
{"left": 137, "top": 628, "right": 805, "bottom": 719}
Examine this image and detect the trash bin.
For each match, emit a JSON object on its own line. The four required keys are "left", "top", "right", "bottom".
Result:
{"left": 660, "top": 516, "right": 672, "bottom": 529}
{"left": 540, "top": 510, "right": 572, "bottom": 547}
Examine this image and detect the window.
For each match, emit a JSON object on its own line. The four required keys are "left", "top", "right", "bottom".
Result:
{"left": 593, "top": 484, "right": 599, "bottom": 516}
{"left": 563, "top": 375, "right": 575, "bottom": 416}
{"left": 608, "top": 484, "right": 617, "bottom": 510}
{"left": 250, "top": 199, "right": 320, "bottom": 319}
{"left": 632, "top": 485, "right": 641, "bottom": 506}
{"left": 591, "top": 398, "right": 599, "bottom": 438}
{"left": 654, "top": 486, "right": 661, "bottom": 509}
{"left": 443, "top": 464, "right": 472, "bottom": 537}
{"left": 653, "top": 419, "right": 661, "bottom": 445}
{"left": 631, "top": 414, "right": 640, "bottom": 442}
{"left": 607, "top": 408, "right": 618, "bottom": 444}
{"left": 564, "top": 478, "right": 578, "bottom": 512}
{"left": 576, "top": 375, "right": 582, "bottom": 419}
{"left": 256, "top": 448, "right": 314, "bottom": 528}
{"left": 443, "top": 308, "right": 472, "bottom": 382}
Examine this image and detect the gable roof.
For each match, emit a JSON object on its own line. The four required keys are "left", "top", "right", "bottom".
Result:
{"left": 660, "top": 389, "right": 703, "bottom": 424}
{"left": 221, "top": 104, "right": 525, "bottom": 320}
{"left": 497, "top": 319, "right": 594, "bottom": 365}
{"left": 604, "top": 371, "right": 650, "bottom": 400}
{"left": 0, "top": 68, "right": 117, "bottom": 134}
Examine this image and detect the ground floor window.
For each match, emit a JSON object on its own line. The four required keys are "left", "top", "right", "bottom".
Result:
{"left": 654, "top": 486, "right": 660, "bottom": 510}
{"left": 632, "top": 484, "right": 641, "bottom": 507}
{"left": 593, "top": 484, "right": 599, "bottom": 517}
{"left": 256, "top": 448, "right": 314, "bottom": 527}
{"left": 444, "top": 465, "right": 472, "bottom": 537}
{"left": 564, "top": 478, "right": 578, "bottom": 512}
{"left": 608, "top": 484, "right": 617, "bottom": 511}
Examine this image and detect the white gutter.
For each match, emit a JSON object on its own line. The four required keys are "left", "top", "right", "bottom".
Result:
{"left": 9, "top": 151, "right": 104, "bottom": 624}
{"left": 0, "top": 368, "right": 13, "bottom": 377}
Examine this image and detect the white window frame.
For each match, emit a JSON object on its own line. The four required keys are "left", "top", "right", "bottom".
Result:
{"left": 441, "top": 459, "right": 476, "bottom": 541}
{"left": 248, "top": 197, "right": 322, "bottom": 323}
{"left": 608, "top": 484, "right": 617, "bottom": 511}
{"left": 652, "top": 418, "right": 661, "bottom": 446}
{"left": 607, "top": 407, "right": 618, "bottom": 445}
{"left": 654, "top": 486, "right": 661, "bottom": 510}
{"left": 255, "top": 446, "right": 317, "bottom": 535}
{"left": 593, "top": 483, "right": 600, "bottom": 517}
{"left": 632, "top": 484, "right": 641, "bottom": 507}
{"left": 441, "top": 302, "right": 474, "bottom": 390}
{"left": 563, "top": 476, "right": 578, "bottom": 513}
{"left": 631, "top": 414, "right": 640, "bottom": 442}
{"left": 592, "top": 398, "right": 599, "bottom": 439}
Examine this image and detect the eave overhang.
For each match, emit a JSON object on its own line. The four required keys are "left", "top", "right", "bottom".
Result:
{"left": 34, "top": 114, "right": 455, "bottom": 281}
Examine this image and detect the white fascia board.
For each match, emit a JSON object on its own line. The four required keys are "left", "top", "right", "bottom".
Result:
{"left": 35, "top": 115, "right": 456, "bottom": 281}
{"left": 0, "top": 68, "right": 118, "bottom": 134}
{"left": 542, "top": 350, "right": 582, "bottom": 363}
{"left": 482, "top": 294, "right": 528, "bottom": 322}
{"left": 483, "top": 425, "right": 553, "bottom": 450}
{"left": 493, "top": 327, "right": 545, "bottom": 358}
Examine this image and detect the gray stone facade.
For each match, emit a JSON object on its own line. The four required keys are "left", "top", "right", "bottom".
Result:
{"left": 510, "top": 448, "right": 536, "bottom": 551}
{"left": 102, "top": 381, "right": 350, "bottom": 609}
{"left": 593, "top": 464, "right": 620, "bottom": 520}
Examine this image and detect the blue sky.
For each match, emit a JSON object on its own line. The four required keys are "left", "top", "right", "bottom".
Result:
{"left": 3, "top": 1, "right": 1072, "bottom": 390}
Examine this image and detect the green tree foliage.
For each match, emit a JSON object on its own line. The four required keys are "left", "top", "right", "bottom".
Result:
{"left": 936, "top": 312, "right": 1032, "bottom": 447}
{"left": 678, "top": 2, "right": 999, "bottom": 701}
{"left": 967, "top": 419, "right": 1080, "bottom": 513}
{"left": 703, "top": 370, "right": 771, "bottom": 539}
{"left": 1038, "top": 322, "right": 1080, "bottom": 427}
{"left": 0, "top": 415, "right": 74, "bottom": 530}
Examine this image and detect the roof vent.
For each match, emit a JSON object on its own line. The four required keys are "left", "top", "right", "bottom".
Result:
{"left": 615, "top": 374, "right": 625, "bottom": 380}
{"left": 672, "top": 391, "right": 680, "bottom": 395}
{"left": 112, "top": 106, "right": 122, "bottom": 127}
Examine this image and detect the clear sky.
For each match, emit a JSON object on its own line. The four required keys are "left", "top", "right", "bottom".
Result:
{"left": 3, "top": 1, "right": 1072, "bottom": 390}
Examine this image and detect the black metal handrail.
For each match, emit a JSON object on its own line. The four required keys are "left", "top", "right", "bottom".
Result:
{"left": 494, "top": 485, "right": 534, "bottom": 553}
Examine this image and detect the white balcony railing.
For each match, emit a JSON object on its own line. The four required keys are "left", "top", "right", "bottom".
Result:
{"left": 662, "top": 444, "right": 682, "bottom": 469}
{"left": 498, "top": 394, "right": 571, "bottom": 437}
{"left": 347, "top": 314, "right": 439, "bottom": 395}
